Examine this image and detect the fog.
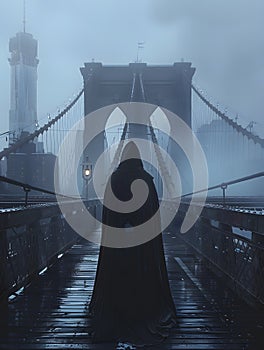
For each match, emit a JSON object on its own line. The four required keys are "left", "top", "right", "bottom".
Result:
{"left": 0, "top": 0, "right": 264, "bottom": 138}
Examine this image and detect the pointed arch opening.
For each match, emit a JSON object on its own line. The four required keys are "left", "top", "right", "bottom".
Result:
{"left": 105, "top": 107, "right": 127, "bottom": 165}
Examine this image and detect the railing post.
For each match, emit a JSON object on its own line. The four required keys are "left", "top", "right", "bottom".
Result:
{"left": 23, "top": 187, "right": 31, "bottom": 206}
{"left": 221, "top": 183, "right": 227, "bottom": 207}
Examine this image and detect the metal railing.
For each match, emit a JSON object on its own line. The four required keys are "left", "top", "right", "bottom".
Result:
{"left": 174, "top": 170, "right": 264, "bottom": 308}
{"left": 0, "top": 202, "right": 79, "bottom": 300}
{"left": 178, "top": 212, "right": 264, "bottom": 307}
{"left": 0, "top": 171, "right": 104, "bottom": 301}
{"left": 0, "top": 176, "right": 80, "bottom": 206}
{"left": 178, "top": 171, "right": 264, "bottom": 206}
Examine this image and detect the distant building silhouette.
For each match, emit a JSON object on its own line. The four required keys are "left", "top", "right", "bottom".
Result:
{"left": 197, "top": 119, "right": 264, "bottom": 196}
{"left": 4, "top": 29, "right": 56, "bottom": 196}
{"left": 8, "top": 32, "right": 39, "bottom": 144}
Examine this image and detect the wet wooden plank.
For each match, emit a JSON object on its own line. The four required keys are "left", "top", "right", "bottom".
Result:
{"left": 0, "top": 233, "right": 263, "bottom": 349}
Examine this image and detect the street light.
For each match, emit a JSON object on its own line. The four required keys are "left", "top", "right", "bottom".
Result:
{"left": 84, "top": 168, "right": 91, "bottom": 177}
{"left": 82, "top": 162, "right": 92, "bottom": 200}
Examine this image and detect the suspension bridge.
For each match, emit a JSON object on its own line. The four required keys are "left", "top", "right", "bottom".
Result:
{"left": 0, "top": 61, "right": 264, "bottom": 349}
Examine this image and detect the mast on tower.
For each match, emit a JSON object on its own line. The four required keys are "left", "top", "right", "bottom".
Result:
{"left": 23, "top": 0, "right": 26, "bottom": 33}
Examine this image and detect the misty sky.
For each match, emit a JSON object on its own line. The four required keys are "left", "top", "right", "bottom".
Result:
{"left": 0, "top": 0, "right": 264, "bottom": 137}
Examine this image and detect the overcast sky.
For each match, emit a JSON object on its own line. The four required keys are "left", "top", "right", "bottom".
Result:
{"left": 0, "top": 0, "right": 264, "bottom": 137}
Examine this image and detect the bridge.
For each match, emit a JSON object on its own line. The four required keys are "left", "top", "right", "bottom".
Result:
{"left": 0, "top": 61, "right": 264, "bottom": 349}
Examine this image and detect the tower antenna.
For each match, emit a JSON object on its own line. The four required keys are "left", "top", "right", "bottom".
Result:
{"left": 23, "top": 0, "right": 26, "bottom": 33}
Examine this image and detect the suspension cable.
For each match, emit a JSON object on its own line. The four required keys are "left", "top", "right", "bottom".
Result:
{"left": 192, "top": 84, "right": 264, "bottom": 148}
{"left": 138, "top": 72, "right": 176, "bottom": 195}
{"left": 105, "top": 71, "right": 138, "bottom": 172}
{"left": 0, "top": 88, "right": 84, "bottom": 160}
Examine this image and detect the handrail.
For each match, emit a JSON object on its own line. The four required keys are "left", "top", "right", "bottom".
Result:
{"left": 1, "top": 168, "right": 263, "bottom": 208}
{"left": 0, "top": 176, "right": 80, "bottom": 206}
{"left": 177, "top": 171, "right": 264, "bottom": 206}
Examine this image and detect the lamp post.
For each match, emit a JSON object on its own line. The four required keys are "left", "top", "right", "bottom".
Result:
{"left": 82, "top": 161, "right": 92, "bottom": 201}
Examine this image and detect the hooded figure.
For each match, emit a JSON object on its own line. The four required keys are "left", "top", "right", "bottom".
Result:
{"left": 89, "top": 141, "right": 176, "bottom": 347}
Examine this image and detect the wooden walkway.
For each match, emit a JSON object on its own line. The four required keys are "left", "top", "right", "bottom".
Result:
{"left": 0, "top": 232, "right": 263, "bottom": 349}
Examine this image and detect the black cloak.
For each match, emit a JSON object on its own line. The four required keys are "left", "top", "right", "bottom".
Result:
{"left": 89, "top": 142, "right": 176, "bottom": 346}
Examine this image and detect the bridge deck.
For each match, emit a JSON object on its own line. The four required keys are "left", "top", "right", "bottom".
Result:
{"left": 0, "top": 232, "right": 263, "bottom": 350}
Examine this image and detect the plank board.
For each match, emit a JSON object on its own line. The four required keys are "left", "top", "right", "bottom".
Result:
{"left": 0, "top": 232, "right": 263, "bottom": 349}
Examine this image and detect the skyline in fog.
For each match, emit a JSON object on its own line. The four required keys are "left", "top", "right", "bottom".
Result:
{"left": 0, "top": 0, "right": 264, "bottom": 139}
